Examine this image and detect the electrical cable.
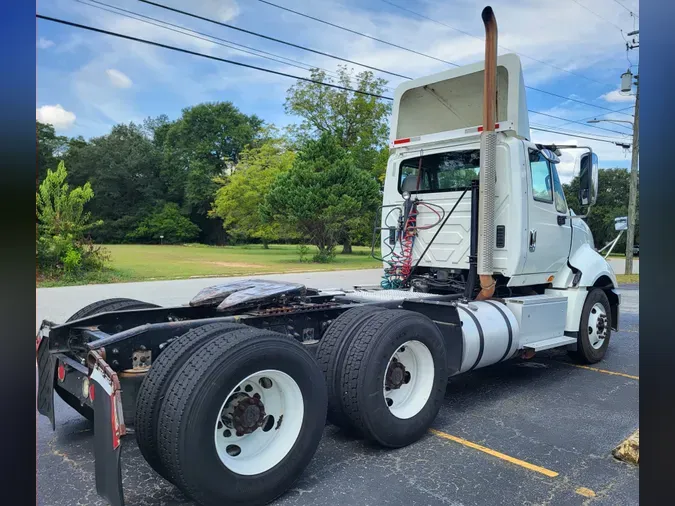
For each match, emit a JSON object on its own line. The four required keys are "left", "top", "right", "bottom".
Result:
{"left": 256, "top": 0, "right": 457, "bottom": 67}
{"left": 141, "top": 0, "right": 634, "bottom": 118}
{"left": 529, "top": 110, "right": 630, "bottom": 136}
{"left": 568, "top": 0, "right": 626, "bottom": 33}
{"left": 377, "top": 0, "right": 617, "bottom": 88}
{"left": 137, "top": 0, "right": 411, "bottom": 80}
{"left": 39, "top": 16, "right": 632, "bottom": 147}
{"left": 609, "top": 0, "right": 639, "bottom": 18}
{"left": 530, "top": 126, "right": 630, "bottom": 145}
{"left": 76, "top": 0, "right": 326, "bottom": 76}
{"left": 555, "top": 105, "right": 634, "bottom": 129}
{"left": 36, "top": 14, "right": 392, "bottom": 100}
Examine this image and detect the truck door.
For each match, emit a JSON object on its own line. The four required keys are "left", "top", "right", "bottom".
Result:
{"left": 522, "top": 147, "right": 572, "bottom": 275}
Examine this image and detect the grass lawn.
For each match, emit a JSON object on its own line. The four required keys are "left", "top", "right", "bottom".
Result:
{"left": 616, "top": 274, "right": 639, "bottom": 285}
{"left": 38, "top": 244, "right": 382, "bottom": 287}
{"left": 37, "top": 243, "right": 639, "bottom": 288}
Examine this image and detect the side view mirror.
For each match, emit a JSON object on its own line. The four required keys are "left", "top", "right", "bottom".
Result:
{"left": 576, "top": 151, "right": 598, "bottom": 206}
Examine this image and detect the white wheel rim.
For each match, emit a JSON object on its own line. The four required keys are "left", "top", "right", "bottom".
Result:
{"left": 382, "top": 340, "right": 435, "bottom": 419}
{"left": 213, "top": 369, "right": 304, "bottom": 475}
{"left": 587, "top": 302, "right": 609, "bottom": 350}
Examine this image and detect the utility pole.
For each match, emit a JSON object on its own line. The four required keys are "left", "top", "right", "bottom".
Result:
{"left": 624, "top": 29, "right": 639, "bottom": 276}
{"left": 624, "top": 75, "right": 639, "bottom": 275}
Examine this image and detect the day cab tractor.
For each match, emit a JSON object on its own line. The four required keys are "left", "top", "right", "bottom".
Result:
{"left": 36, "top": 7, "right": 619, "bottom": 506}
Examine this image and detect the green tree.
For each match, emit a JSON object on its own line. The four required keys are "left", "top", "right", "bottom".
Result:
{"left": 563, "top": 168, "right": 638, "bottom": 251}
{"left": 128, "top": 202, "right": 200, "bottom": 244}
{"left": 36, "top": 161, "right": 106, "bottom": 275}
{"left": 211, "top": 133, "right": 296, "bottom": 248}
{"left": 63, "top": 123, "right": 166, "bottom": 243}
{"left": 285, "top": 67, "right": 391, "bottom": 252}
{"left": 37, "top": 121, "right": 68, "bottom": 184}
{"left": 158, "top": 102, "right": 264, "bottom": 243}
{"left": 263, "top": 134, "right": 381, "bottom": 261}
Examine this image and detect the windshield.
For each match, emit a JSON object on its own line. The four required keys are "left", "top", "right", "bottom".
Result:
{"left": 398, "top": 149, "right": 480, "bottom": 194}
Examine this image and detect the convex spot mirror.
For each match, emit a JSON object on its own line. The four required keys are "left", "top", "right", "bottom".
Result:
{"left": 540, "top": 148, "right": 560, "bottom": 164}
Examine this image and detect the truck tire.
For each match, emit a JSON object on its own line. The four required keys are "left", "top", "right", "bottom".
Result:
{"left": 315, "top": 305, "right": 385, "bottom": 431}
{"left": 56, "top": 298, "right": 160, "bottom": 422}
{"left": 339, "top": 309, "right": 448, "bottom": 448}
{"left": 570, "top": 288, "right": 612, "bottom": 364}
{"left": 135, "top": 322, "right": 247, "bottom": 483}
{"left": 157, "top": 327, "right": 327, "bottom": 506}
{"left": 66, "top": 298, "right": 159, "bottom": 322}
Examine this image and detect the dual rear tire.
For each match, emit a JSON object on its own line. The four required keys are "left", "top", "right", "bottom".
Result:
{"left": 316, "top": 307, "right": 448, "bottom": 448}
{"left": 135, "top": 324, "right": 327, "bottom": 506}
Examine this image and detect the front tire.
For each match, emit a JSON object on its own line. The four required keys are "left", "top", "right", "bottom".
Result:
{"left": 157, "top": 327, "right": 327, "bottom": 506}
{"left": 570, "top": 288, "right": 611, "bottom": 364}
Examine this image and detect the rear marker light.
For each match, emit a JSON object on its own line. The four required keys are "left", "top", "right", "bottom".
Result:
{"left": 57, "top": 363, "right": 65, "bottom": 382}
{"left": 393, "top": 138, "right": 411, "bottom": 145}
{"left": 89, "top": 383, "right": 95, "bottom": 402}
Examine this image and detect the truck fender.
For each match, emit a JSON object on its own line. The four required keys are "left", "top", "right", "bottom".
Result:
{"left": 552, "top": 244, "right": 620, "bottom": 331}
{"left": 553, "top": 243, "right": 618, "bottom": 289}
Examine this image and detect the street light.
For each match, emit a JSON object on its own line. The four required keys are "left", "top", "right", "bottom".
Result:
{"left": 587, "top": 118, "right": 634, "bottom": 127}
{"left": 589, "top": 96, "right": 639, "bottom": 276}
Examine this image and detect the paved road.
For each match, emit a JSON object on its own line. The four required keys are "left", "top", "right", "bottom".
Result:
{"left": 37, "top": 271, "right": 639, "bottom": 506}
{"left": 607, "top": 258, "right": 639, "bottom": 275}
{"left": 36, "top": 269, "right": 385, "bottom": 331}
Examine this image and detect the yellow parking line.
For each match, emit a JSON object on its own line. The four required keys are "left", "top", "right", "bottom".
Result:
{"left": 560, "top": 362, "right": 639, "bottom": 380}
{"left": 428, "top": 428, "right": 559, "bottom": 478}
{"left": 575, "top": 487, "right": 596, "bottom": 498}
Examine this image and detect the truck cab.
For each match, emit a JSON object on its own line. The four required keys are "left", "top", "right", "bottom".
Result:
{"left": 381, "top": 54, "right": 617, "bottom": 299}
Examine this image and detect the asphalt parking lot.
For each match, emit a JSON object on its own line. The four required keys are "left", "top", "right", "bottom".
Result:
{"left": 37, "top": 273, "right": 639, "bottom": 506}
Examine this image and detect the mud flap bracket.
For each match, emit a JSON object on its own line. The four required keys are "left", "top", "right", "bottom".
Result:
{"left": 89, "top": 350, "right": 127, "bottom": 506}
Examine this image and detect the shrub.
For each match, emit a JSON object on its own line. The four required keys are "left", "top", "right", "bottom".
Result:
{"left": 36, "top": 161, "right": 107, "bottom": 278}
{"left": 127, "top": 202, "right": 201, "bottom": 244}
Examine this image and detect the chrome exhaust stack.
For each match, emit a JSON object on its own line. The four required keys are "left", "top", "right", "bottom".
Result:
{"left": 476, "top": 6, "right": 498, "bottom": 301}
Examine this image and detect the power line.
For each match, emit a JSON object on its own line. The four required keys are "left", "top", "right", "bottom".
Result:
{"left": 378, "top": 0, "right": 616, "bottom": 88}
{"left": 526, "top": 88, "right": 633, "bottom": 117}
{"left": 77, "top": 0, "right": 317, "bottom": 74}
{"left": 79, "top": 0, "right": 400, "bottom": 92}
{"left": 529, "top": 110, "right": 630, "bottom": 136}
{"left": 568, "top": 0, "right": 626, "bottom": 33}
{"left": 530, "top": 126, "right": 629, "bottom": 145}
{"left": 36, "top": 15, "right": 393, "bottom": 100}
{"left": 555, "top": 105, "right": 634, "bottom": 130}
{"left": 531, "top": 122, "right": 627, "bottom": 141}
{"left": 36, "top": 15, "right": 635, "bottom": 147}
{"left": 255, "top": 0, "right": 454, "bottom": 67}
{"left": 142, "top": 0, "right": 634, "bottom": 119}
{"left": 137, "top": 0, "right": 411, "bottom": 80}
{"left": 139, "top": 0, "right": 624, "bottom": 118}
{"left": 610, "top": 0, "right": 639, "bottom": 18}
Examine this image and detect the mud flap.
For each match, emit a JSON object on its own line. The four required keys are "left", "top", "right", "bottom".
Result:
{"left": 36, "top": 327, "right": 56, "bottom": 430}
{"left": 89, "top": 351, "right": 127, "bottom": 506}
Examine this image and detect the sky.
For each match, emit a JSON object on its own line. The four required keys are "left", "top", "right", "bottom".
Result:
{"left": 36, "top": 0, "right": 639, "bottom": 182}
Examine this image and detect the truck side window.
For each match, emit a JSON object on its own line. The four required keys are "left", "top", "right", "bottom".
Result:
{"left": 550, "top": 164, "right": 568, "bottom": 214}
{"left": 529, "top": 150, "right": 553, "bottom": 203}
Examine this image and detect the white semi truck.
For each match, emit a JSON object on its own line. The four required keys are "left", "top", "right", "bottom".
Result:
{"left": 36, "top": 7, "right": 618, "bottom": 506}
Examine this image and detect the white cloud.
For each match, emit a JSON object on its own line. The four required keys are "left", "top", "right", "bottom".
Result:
{"left": 600, "top": 89, "right": 636, "bottom": 103}
{"left": 106, "top": 68, "right": 133, "bottom": 88}
{"left": 36, "top": 104, "right": 76, "bottom": 130}
{"left": 37, "top": 38, "right": 54, "bottom": 50}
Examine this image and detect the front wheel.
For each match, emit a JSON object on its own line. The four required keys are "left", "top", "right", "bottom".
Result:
{"left": 157, "top": 327, "right": 327, "bottom": 506}
{"left": 570, "top": 288, "right": 611, "bottom": 364}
